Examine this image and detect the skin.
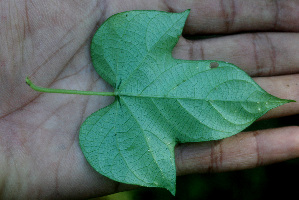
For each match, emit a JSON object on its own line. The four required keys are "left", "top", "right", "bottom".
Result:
{"left": 0, "top": 0, "right": 298, "bottom": 199}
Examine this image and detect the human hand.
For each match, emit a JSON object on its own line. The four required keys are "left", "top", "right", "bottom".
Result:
{"left": 1, "top": 0, "right": 298, "bottom": 199}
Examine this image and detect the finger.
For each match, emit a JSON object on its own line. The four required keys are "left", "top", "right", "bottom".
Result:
{"left": 105, "top": 0, "right": 299, "bottom": 34}
{"left": 175, "top": 126, "right": 299, "bottom": 175}
{"left": 173, "top": 33, "right": 299, "bottom": 76}
{"left": 254, "top": 74, "right": 299, "bottom": 119}
{"left": 164, "top": 0, "right": 299, "bottom": 34}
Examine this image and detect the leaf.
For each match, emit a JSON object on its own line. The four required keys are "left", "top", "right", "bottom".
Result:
{"left": 79, "top": 10, "right": 292, "bottom": 195}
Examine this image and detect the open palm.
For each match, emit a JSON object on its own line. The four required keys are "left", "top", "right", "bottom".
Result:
{"left": 1, "top": 0, "right": 298, "bottom": 199}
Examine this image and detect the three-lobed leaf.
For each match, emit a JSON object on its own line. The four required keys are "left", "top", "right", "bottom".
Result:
{"left": 79, "top": 10, "right": 292, "bottom": 195}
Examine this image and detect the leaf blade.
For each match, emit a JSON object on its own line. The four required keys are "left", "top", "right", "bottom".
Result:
{"left": 81, "top": 9, "right": 294, "bottom": 195}
{"left": 80, "top": 98, "right": 177, "bottom": 194}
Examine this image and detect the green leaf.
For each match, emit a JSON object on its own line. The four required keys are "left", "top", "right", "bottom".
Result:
{"left": 79, "top": 10, "right": 293, "bottom": 195}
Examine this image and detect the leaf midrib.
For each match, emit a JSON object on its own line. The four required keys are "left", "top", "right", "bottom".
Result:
{"left": 116, "top": 93, "right": 286, "bottom": 104}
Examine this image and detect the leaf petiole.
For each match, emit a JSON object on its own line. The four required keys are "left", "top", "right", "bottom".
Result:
{"left": 25, "top": 77, "right": 115, "bottom": 96}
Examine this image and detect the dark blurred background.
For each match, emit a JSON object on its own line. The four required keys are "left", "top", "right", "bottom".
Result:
{"left": 97, "top": 114, "right": 299, "bottom": 200}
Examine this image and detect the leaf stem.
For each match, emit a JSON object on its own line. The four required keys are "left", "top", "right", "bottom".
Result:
{"left": 25, "top": 77, "right": 115, "bottom": 96}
